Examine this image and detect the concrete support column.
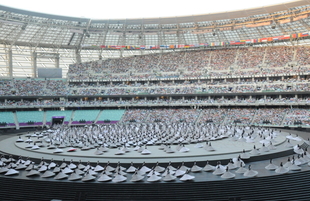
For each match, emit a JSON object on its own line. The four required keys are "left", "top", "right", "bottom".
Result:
{"left": 8, "top": 49, "right": 13, "bottom": 77}
{"left": 32, "top": 52, "right": 37, "bottom": 78}
{"left": 75, "top": 49, "right": 82, "bottom": 64}
{"left": 55, "top": 55, "right": 60, "bottom": 68}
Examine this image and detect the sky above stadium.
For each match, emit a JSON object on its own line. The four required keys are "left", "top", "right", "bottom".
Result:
{"left": 1, "top": 0, "right": 294, "bottom": 19}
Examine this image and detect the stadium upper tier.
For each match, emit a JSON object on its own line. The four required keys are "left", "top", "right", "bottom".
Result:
{"left": 0, "top": 46, "right": 310, "bottom": 98}
{"left": 67, "top": 46, "right": 310, "bottom": 80}
{"left": 1, "top": 1, "right": 310, "bottom": 77}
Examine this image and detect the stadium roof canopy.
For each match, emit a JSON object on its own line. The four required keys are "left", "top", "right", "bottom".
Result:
{"left": 1, "top": 0, "right": 310, "bottom": 77}
{"left": 1, "top": 0, "right": 310, "bottom": 49}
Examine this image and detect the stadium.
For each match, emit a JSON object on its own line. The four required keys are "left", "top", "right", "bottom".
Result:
{"left": 0, "top": 0, "right": 310, "bottom": 200}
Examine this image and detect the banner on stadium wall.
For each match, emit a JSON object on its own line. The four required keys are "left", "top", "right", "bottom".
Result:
{"left": 234, "top": 25, "right": 243, "bottom": 30}
{"left": 92, "top": 31, "right": 310, "bottom": 50}
{"left": 298, "top": 32, "right": 309, "bottom": 38}
{"left": 246, "top": 21, "right": 271, "bottom": 28}
{"left": 260, "top": 38, "right": 268, "bottom": 42}
{"left": 293, "top": 14, "right": 308, "bottom": 21}
{"left": 234, "top": 41, "right": 245, "bottom": 45}
{"left": 279, "top": 19, "right": 291, "bottom": 24}
{"left": 218, "top": 27, "right": 232, "bottom": 31}
{"left": 278, "top": 35, "right": 290, "bottom": 40}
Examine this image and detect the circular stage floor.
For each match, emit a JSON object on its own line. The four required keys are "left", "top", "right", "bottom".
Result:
{"left": 0, "top": 130, "right": 296, "bottom": 164}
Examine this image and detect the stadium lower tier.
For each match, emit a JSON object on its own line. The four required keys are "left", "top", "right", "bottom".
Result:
{"left": 0, "top": 107, "right": 309, "bottom": 129}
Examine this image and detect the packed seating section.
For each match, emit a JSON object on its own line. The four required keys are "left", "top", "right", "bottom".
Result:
{"left": 1, "top": 46, "right": 310, "bottom": 128}
{"left": 0, "top": 46, "right": 309, "bottom": 97}
{"left": 66, "top": 46, "right": 310, "bottom": 80}
{"left": 0, "top": 77, "right": 309, "bottom": 97}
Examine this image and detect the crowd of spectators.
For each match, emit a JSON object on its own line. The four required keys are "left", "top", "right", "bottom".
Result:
{"left": 181, "top": 71, "right": 204, "bottom": 78}
{"left": 236, "top": 47, "right": 265, "bottom": 69}
{"left": 14, "top": 79, "right": 47, "bottom": 96}
{"left": 296, "top": 46, "right": 310, "bottom": 66}
{"left": 225, "top": 108, "right": 256, "bottom": 125}
{"left": 0, "top": 79, "right": 310, "bottom": 96}
{"left": 159, "top": 52, "right": 185, "bottom": 72}
{"left": 148, "top": 109, "right": 177, "bottom": 123}
{"left": 67, "top": 46, "right": 310, "bottom": 81}
{"left": 171, "top": 109, "right": 200, "bottom": 123}
{"left": 0, "top": 99, "right": 66, "bottom": 107}
{"left": 2, "top": 46, "right": 310, "bottom": 129}
{"left": 252, "top": 108, "right": 288, "bottom": 125}
{"left": 134, "top": 54, "right": 161, "bottom": 73}
{"left": 121, "top": 109, "right": 149, "bottom": 123}
{"left": 74, "top": 88, "right": 100, "bottom": 96}
{"left": 67, "top": 65, "right": 310, "bottom": 80}
{"left": 0, "top": 97, "right": 309, "bottom": 127}
{"left": 197, "top": 109, "right": 227, "bottom": 124}
{"left": 45, "top": 80, "right": 69, "bottom": 95}
{"left": 263, "top": 84, "right": 285, "bottom": 92}
{"left": 1, "top": 96, "right": 309, "bottom": 108}
{"left": 122, "top": 107, "right": 310, "bottom": 127}
{"left": 1, "top": 47, "right": 310, "bottom": 128}
{"left": 206, "top": 86, "right": 231, "bottom": 93}
{"left": 102, "top": 57, "right": 133, "bottom": 73}
{"left": 295, "top": 83, "right": 310, "bottom": 91}
{"left": 0, "top": 80, "right": 14, "bottom": 96}
{"left": 209, "top": 49, "right": 237, "bottom": 70}
{"left": 283, "top": 108, "right": 310, "bottom": 126}
{"left": 234, "top": 85, "right": 256, "bottom": 93}
{"left": 71, "top": 84, "right": 309, "bottom": 95}
{"left": 183, "top": 50, "right": 210, "bottom": 71}
{"left": 59, "top": 75, "right": 310, "bottom": 95}
{"left": 264, "top": 47, "right": 294, "bottom": 68}
{"left": 68, "top": 63, "right": 90, "bottom": 80}
{"left": 0, "top": 76, "right": 309, "bottom": 97}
